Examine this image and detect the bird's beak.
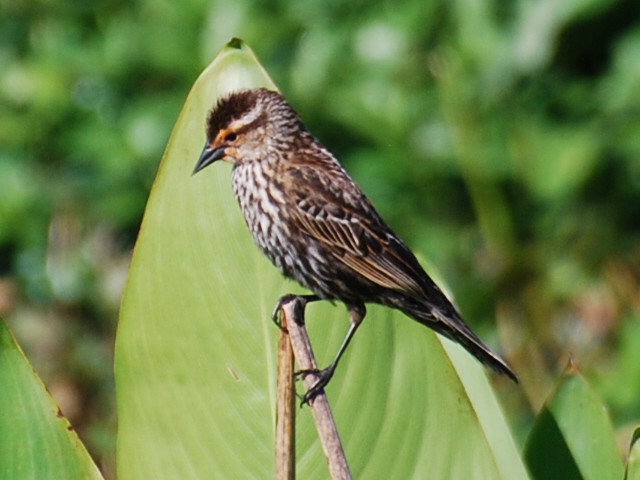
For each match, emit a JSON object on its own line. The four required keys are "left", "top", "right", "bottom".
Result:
{"left": 193, "top": 143, "right": 226, "bottom": 175}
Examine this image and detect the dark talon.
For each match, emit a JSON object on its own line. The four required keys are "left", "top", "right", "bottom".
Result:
{"left": 270, "top": 294, "right": 321, "bottom": 330}
{"left": 271, "top": 294, "right": 298, "bottom": 330}
{"left": 295, "top": 366, "right": 335, "bottom": 406}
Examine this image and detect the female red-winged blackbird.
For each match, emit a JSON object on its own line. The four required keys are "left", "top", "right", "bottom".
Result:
{"left": 194, "top": 88, "right": 517, "bottom": 403}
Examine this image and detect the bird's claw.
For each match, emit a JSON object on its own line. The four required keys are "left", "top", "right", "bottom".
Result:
{"left": 271, "top": 294, "right": 299, "bottom": 330}
{"left": 295, "top": 367, "right": 334, "bottom": 406}
{"left": 271, "top": 294, "right": 320, "bottom": 330}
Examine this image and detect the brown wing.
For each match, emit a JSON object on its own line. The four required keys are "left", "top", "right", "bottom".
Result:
{"left": 282, "top": 160, "right": 428, "bottom": 299}
{"left": 281, "top": 157, "right": 519, "bottom": 383}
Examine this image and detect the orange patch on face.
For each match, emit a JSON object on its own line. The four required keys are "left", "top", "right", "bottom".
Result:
{"left": 211, "top": 129, "right": 230, "bottom": 149}
{"left": 223, "top": 146, "right": 239, "bottom": 163}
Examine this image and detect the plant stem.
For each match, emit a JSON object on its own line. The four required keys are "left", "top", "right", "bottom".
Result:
{"left": 275, "top": 313, "right": 296, "bottom": 480}
{"left": 279, "top": 297, "right": 352, "bottom": 480}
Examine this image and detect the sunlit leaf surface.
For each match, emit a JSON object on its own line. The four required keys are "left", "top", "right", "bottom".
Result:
{"left": 625, "top": 428, "right": 640, "bottom": 480}
{"left": 0, "top": 319, "right": 103, "bottom": 480}
{"left": 525, "top": 365, "right": 624, "bottom": 480}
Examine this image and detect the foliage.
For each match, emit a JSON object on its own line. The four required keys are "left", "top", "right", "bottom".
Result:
{"left": 0, "top": 318, "right": 103, "bottom": 479}
{"left": 525, "top": 364, "right": 623, "bottom": 480}
{"left": 1, "top": 0, "right": 639, "bottom": 476}
{"left": 0, "top": 39, "right": 634, "bottom": 479}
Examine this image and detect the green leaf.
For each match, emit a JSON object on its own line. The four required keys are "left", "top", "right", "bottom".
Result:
{"left": 626, "top": 427, "right": 640, "bottom": 480}
{"left": 525, "top": 363, "right": 624, "bottom": 480}
{"left": 115, "top": 38, "right": 528, "bottom": 479}
{"left": 0, "top": 318, "right": 103, "bottom": 480}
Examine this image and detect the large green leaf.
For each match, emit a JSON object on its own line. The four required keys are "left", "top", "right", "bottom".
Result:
{"left": 525, "top": 365, "right": 624, "bottom": 480}
{"left": 0, "top": 318, "right": 103, "bottom": 480}
{"left": 115, "top": 38, "right": 528, "bottom": 479}
{"left": 626, "top": 427, "right": 640, "bottom": 480}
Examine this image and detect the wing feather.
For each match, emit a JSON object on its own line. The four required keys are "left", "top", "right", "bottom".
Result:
{"left": 284, "top": 162, "right": 427, "bottom": 298}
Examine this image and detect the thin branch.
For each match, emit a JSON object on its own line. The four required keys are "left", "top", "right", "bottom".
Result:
{"left": 280, "top": 297, "right": 352, "bottom": 480}
{"left": 275, "top": 314, "right": 296, "bottom": 480}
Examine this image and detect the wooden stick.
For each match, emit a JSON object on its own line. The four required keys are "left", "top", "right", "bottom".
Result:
{"left": 280, "top": 297, "right": 352, "bottom": 480}
{"left": 275, "top": 314, "right": 296, "bottom": 480}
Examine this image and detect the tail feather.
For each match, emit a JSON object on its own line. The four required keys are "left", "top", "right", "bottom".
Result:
{"left": 407, "top": 305, "right": 518, "bottom": 383}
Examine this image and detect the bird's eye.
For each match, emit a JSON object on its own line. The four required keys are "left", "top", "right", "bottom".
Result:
{"left": 225, "top": 132, "right": 237, "bottom": 142}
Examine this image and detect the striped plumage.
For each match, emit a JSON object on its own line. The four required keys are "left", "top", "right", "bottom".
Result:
{"left": 194, "top": 88, "right": 517, "bottom": 402}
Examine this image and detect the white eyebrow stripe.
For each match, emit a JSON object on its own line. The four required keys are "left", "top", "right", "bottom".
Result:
{"left": 231, "top": 103, "right": 262, "bottom": 129}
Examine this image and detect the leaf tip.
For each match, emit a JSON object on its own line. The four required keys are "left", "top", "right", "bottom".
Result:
{"left": 565, "top": 353, "right": 580, "bottom": 375}
{"left": 226, "top": 37, "right": 245, "bottom": 50}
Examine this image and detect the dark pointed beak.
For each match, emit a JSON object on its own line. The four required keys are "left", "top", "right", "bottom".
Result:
{"left": 193, "top": 143, "right": 226, "bottom": 175}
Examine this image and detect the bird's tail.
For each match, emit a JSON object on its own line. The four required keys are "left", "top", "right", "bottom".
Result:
{"left": 406, "top": 304, "right": 518, "bottom": 383}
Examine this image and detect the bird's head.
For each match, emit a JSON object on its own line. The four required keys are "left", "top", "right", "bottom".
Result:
{"left": 193, "top": 88, "right": 301, "bottom": 174}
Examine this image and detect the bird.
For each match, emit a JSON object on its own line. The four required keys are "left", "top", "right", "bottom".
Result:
{"left": 193, "top": 87, "right": 517, "bottom": 404}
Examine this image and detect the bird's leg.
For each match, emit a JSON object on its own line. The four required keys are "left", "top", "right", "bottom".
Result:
{"left": 297, "top": 302, "right": 366, "bottom": 405}
{"left": 271, "top": 294, "right": 320, "bottom": 329}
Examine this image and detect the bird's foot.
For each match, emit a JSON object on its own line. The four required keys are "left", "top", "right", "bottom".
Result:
{"left": 271, "top": 294, "right": 320, "bottom": 329}
{"left": 271, "top": 294, "right": 298, "bottom": 330}
{"left": 295, "top": 366, "right": 335, "bottom": 406}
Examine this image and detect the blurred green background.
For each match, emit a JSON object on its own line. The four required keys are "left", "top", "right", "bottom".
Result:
{"left": 1, "top": 0, "right": 639, "bottom": 477}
